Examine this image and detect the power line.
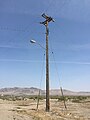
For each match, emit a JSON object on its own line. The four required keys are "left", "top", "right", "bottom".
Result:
{"left": 49, "top": 38, "right": 67, "bottom": 109}
{"left": 36, "top": 53, "right": 45, "bottom": 110}
{"left": 45, "top": 0, "right": 71, "bottom": 15}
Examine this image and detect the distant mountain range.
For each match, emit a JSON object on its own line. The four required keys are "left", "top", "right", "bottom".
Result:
{"left": 0, "top": 87, "right": 90, "bottom": 96}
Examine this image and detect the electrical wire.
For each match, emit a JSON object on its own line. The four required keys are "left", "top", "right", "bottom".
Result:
{"left": 49, "top": 39, "right": 67, "bottom": 109}
{"left": 44, "top": 0, "right": 71, "bottom": 15}
{"left": 36, "top": 53, "right": 45, "bottom": 110}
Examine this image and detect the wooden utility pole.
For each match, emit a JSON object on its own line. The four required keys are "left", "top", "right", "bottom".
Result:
{"left": 40, "top": 13, "right": 54, "bottom": 112}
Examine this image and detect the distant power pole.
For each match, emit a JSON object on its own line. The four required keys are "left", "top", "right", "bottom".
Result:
{"left": 40, "top": 13, "right": 54, "bottom": 112}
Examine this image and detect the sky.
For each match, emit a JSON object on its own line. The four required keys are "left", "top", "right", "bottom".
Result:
{"left": 0, "top": 0, "right": 90, "bottom": 91}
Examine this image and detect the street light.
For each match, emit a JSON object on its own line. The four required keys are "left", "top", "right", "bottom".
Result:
{"left": 30, "top": 13, "right": 54, "bottom": 112}
{"left": 30, "top": 39, "right": 50, "bottom": 112}
{"left": 30, "top": 40, "right": 45, "bottom": 50}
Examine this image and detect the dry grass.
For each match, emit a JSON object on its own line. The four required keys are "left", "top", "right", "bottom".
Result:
{"left": 13, "top": 98, "right": 90, "bottom": 120}
{"left": 0, "top": 97, "right": 90, "bottom": 120}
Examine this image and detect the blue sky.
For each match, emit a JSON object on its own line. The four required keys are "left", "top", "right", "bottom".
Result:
{"left": 0, "top": 0, "right": 90, "bottom": 91}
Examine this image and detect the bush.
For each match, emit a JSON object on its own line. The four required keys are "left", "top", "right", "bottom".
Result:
{"left": 58, "top": 96, "right": 66, "bottom": 101}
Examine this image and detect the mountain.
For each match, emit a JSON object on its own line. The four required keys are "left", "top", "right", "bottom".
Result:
{"left": 0, "top": 87, "right": 90, "bottom": 96}
{"left": 0, "top": 87, "right": 45, "bottom": 96}
{"left": 50, "top": 89, "right": 90, "bottom": 96}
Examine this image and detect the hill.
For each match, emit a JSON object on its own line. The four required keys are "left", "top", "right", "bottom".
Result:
{"left": 0, "top": 87, "right": 90, "bottom": 96}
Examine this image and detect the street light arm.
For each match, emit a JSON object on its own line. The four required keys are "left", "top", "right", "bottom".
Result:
{"left": 30, "top": 40, "right": 46, "bottom": 50}
{"left": 37, "top": 43, "right": 46, "bottom": 50}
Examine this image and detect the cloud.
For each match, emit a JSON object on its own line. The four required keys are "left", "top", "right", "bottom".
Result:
{"left": 0, "top": 59, "right": 44, "bottom": 63}
{"left": 0, "top": 44, "right": 36, "bottom": 50}
{"left": 51, "top": 61, "right": 90, "bottom": 65}
{"left": 69, "top": 43, "right": 90, "bottom": 51}
{"left": 0, "top": 58, "right": 90, "bottom": 65}
{"left": 0, "top": 45, "right": 28, "bottom": 49}
{"left": 0, "top": 45, "right": 17, "bottom": 49}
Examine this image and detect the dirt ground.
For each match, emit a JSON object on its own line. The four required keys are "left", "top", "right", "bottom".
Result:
{"left": 0, "top": 98, "right": 90, "bottom": 120}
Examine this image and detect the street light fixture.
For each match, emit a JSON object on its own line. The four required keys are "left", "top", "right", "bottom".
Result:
{"left": 30, "top": 40, "right": 45, "bottom": 50}
{"left": 30, "top": 40, "right": 36, "bottom": 44}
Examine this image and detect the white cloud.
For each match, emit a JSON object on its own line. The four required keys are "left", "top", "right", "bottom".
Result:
{"left": 69, "top": 43, "right": 90, "bottom": 51}
{"left": 51, "top": 61, "right": 90, "bottom": 65}
{"left": 0, "top": 59, "right": 44, "bottom": 63}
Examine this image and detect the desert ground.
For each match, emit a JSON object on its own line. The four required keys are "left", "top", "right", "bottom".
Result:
{"left": 0, "top": 96, "right": 90, "bottom": 120}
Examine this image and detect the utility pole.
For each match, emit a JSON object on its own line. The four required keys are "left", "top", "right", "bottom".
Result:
{"left": 40, "top": 13, "right": 54, "bottom": 112}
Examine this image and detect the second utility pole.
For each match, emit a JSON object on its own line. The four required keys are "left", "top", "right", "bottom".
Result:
{"left": 40, "top": 13, "right": 54, "bottom": 112}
